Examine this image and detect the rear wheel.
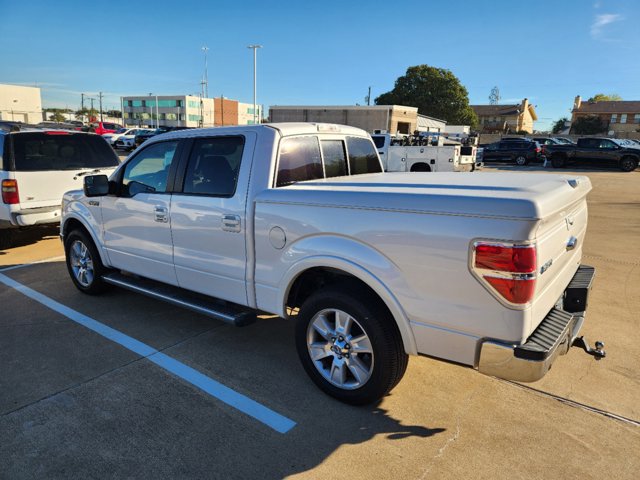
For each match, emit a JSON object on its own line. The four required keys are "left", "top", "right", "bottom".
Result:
{"left": 515, "top": 155, "right": 528, "bottom": 166}
{"left": 295, "top": 285, "right": 408, "bottom": 405}
{"left": 620, "top": 156, "right": 638, "bottom": 172}
{"left": 65, "top": 229, "right": 109, "bottom": 294}
{"left": 410, "top": 163, "right": 431, "bottom": 172}
{"left": 551, "top": 154, "right": 566, "bottom": 168}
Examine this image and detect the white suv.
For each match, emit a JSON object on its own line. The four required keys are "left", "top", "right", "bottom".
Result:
{"left": 0, "top": 127, "right": 120, "bottom": 249}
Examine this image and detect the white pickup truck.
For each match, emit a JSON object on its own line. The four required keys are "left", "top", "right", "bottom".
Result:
{"left": 372, "top": 133, "right": 477, "bottom": 172}
{"left": 61, "top": 123, "right": 603, "bottom": 404}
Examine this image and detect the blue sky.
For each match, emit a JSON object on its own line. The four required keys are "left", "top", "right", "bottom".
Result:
{"left": 2, "top": 0, "right": 638, "bottom": 130}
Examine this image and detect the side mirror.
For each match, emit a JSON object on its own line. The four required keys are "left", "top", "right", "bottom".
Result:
{"left": 84, "top": 175, "right": 110, "bottom": 197}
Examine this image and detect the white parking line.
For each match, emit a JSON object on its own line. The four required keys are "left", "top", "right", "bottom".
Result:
{"left": 0, "top": 270, "right": 296, "bottom": 434}
{"left": 0, "top": 256, "right": 66, "bottom": 273}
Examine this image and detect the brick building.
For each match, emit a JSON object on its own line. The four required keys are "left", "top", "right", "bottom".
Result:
{"left": 571, "top": 95, "right": 640, "bottom": 135}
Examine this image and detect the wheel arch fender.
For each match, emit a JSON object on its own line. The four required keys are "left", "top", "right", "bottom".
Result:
{"left": 277, "top": 247, "right": 418, "bottom": 356}
{"left": 61, "top": 208, "right": 109, "bottom": 267}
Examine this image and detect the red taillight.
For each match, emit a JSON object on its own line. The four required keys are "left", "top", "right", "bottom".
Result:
{"left": 44, "top": 130, "right": 71, "bottom": 135}
{"left": 484, "top": 277, "right": 536, "bottom": 304}
{"left": 475, "top": 244, "right": 536, "bottom": 273}
{"left": 1, "top": 179, "right": 19, "bottom": 204}
{"left": 473, "top": 242, "right": 537, "bottom": 305}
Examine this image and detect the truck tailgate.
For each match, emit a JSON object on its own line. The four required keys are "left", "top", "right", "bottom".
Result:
{"left": 530, "top": 188, "right": 590, "bottom": 334}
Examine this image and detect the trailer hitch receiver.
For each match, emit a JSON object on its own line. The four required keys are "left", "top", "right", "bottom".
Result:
{"left": 572, "top": 336, "right": 606, "bottom": 360}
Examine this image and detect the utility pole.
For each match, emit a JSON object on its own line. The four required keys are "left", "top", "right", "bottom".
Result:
{"left": 98, "top": 91, "right": 104, "bottom": 121}
{"left": 81, "top": 93, "right": 86, "bottom": 123}
{"left": 247, "top": 44, "right": 262, "bottom": 124}
{"left": 202, "top": 45, "right": 209, "bottom": 99}
{"left": 89, "top": 98, "right": 95, "bottom": 123}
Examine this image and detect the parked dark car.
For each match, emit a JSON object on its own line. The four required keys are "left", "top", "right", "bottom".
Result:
{"left": 133, "top": 126, "right": 191, "bottom": 148}
{"left": 544, "top": 137, "right": 640, "bottom": 172}
{"left": 481, "top": 139, "right": 543, "bottom": 166}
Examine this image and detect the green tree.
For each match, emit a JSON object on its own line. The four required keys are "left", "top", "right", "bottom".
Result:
{"left": 49, "top": 111, "right": 67, "bottom": 122}
{"left": 587, "top": 93, "right": 622, "bottom": 102}
{"left": 106, "top": 109, "right": 122, "bottom": 118}
{"left": 552, "top": 117, "right": 568, "bottom": 134}
{"left": 571, "top": 115, "right": 606, "bottom": 135}
{"left": 375, "top": 65, "right": 478, "bottom": 127}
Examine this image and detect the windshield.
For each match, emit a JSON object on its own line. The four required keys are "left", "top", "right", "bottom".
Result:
{"left": 10, "top": 132, "right": 120, "bottom": 171}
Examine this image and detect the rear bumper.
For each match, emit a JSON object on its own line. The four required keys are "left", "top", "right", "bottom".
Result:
{"left": 3, "top": 206, "right": 62, "bottom": 227}
{"left": 478, "top": 265, "right": 595, "bottom": 382}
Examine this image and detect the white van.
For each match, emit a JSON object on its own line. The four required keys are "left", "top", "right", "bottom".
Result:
{"left": 0, "top": 126, "right": 119, "bottom": 249}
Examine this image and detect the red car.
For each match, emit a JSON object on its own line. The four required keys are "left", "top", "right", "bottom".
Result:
{"left": 87, "top": 122, "right": 123, "bottom": 135}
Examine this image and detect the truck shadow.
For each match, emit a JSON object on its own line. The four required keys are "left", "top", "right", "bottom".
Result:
{"left": 0, "top": 226, "right": 59, "bottom": 255}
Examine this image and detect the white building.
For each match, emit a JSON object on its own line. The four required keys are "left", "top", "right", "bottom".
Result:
{"left": 0, "top": 84, "right": 43, "bottom": 124}
{"left": 237, "top": 102, "right": 263, "bottom": 125}
{"left": 122, "top": 95, "right": 215, "bottom": 128}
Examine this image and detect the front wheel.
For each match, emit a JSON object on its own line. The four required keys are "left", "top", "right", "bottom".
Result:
{"left": 620, "top": 157, "right": 638, "bottom": 172}
{"left": 295, "top": 286, "right": 408, "bottom": 405}
{"left": 515, "top": 155, "right": 528, "bottom": 166}
{"left": 65, "top": 229, "right": 110, "bottom": 294}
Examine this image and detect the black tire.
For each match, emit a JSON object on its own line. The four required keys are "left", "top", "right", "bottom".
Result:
{"left": 295, "top": 285, "right": 408, "bottom": 405}
{"left": 620, "top": 156, "right": 638, "bottom": 172}
{"left": 64, "top": 229, "right": 110, "bottom": 294}
{"left": 551, "top": 154, "right": 566, "bottom": 168}
{"left": 410, "top": 163, "right": 431, "bottom": 172}
{"left": 0, "top": 229, "right": 14, "bottom": 251}
{"left": 515, "top": 155, "right": 529, "bottom": 166}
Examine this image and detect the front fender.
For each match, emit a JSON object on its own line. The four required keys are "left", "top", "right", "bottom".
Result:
{"left": 276, "top": 235, "right": 418, "bottom": 355}
{"left": 61, "top": 194, "right": 109, "bottom": 267}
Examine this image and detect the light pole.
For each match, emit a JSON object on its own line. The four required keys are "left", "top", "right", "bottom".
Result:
{"left": 247, "top": 44, "right": 262, "bottom": 124}
{"left": 11, "top": 100, "right": 17, "bottom": 121}
{"left": 148, "top": 93, "right": 155, "bottom": 128}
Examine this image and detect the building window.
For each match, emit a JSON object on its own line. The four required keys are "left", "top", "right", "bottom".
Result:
{"left": 635, "top": 114, "right": 640, "bottom": 124}
{"left": 620, "top": 114, "right": 627, "bottom": 124}
{"left": 611, "top": 114, "right": 617, "bottom": 123}
{"left": 127, "top": 100, "right": 133, "bottom": 107}
{"left": 188, "top": 114, "right": 202, "bottom": 122}
{"left": 132, "top": 100, "right": 143, "bottom": 107}
{"left": 178, "top": 114, "right": 185, "bottom": 121}
{"left": 176, "top": 100, "right": 183, "bottom": 107}
{"left": 188, "top": 100, "right": 200, "bottom": 109}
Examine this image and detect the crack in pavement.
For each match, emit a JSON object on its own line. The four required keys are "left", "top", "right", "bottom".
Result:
{"left": 417, "top": 387, "right": 477, "bottom": 479}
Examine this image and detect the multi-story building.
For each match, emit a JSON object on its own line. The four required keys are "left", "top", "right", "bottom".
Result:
{"left": 571, "top": 95, "right": 640, "bottom": 135}
{"left": 122, "top": 95, "right": 215, "bottom": 128}
{"left": 471, "top": 98, "right": 537, "bottom": 134}
{"left": 269, "top": 105, "right": 436, "bottom": 135}
{"left": 0, "top": 83, "right": 43, "bottom": 124}
{"left": 122, "top": 95, "right": 263, "bottom": 128}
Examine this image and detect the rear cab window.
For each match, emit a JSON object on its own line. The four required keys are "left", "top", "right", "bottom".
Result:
{"left": 275, "top": 135, "right": 381, "bottom": 187}
{"left": 8, "top": 132, "right": 119, "bottom": 171}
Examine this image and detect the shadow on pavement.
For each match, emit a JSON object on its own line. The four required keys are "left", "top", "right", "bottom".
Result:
{"left": 0, "top": 225, "right": 59, "bottom": 254}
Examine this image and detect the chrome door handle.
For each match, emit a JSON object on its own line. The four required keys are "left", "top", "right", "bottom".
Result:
{"left": 154, "top": 206, "right": 168, "bottom": 223}
{"left": 222, "top": 214, "right": 241, "bottom": 232}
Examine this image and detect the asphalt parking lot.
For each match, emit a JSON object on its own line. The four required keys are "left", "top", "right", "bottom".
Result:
{"left": 1, "top": 165, "right": 639, "bottom": 479}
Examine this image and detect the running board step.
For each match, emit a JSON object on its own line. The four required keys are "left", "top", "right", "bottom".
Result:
{"left": 102, "top": 272, "right": 256, "bottom": 327}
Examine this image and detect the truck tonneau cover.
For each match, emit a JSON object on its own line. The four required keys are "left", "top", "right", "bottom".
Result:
{"left": 256, "top": 172, "right": 592, "bottom": 220}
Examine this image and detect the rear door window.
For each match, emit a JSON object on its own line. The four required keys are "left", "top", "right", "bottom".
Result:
{"left": 346, "top": 136, "right": 382, "bottom": 174}
{"left": 321, "top": 140, "right": 348, "bottom": 178}
{"left": 9, "top": 132, "right": 119, "bottom": 171}
{"left": 276, "top": 136, "right": 323, "bottom": 187}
